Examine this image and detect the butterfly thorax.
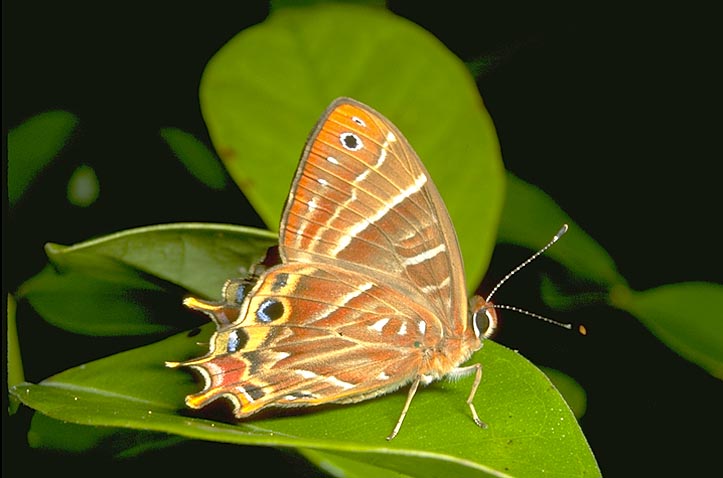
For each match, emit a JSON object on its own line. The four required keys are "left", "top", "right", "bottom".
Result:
{"left": 419, "top": 311, "right": 486, "bottom": 381}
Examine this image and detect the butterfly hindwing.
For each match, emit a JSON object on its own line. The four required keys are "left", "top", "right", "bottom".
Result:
{"left": 180, "top": 264, "right": 444, "bottom": 417}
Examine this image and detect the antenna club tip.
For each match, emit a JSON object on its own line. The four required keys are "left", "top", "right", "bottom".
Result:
{"left": 554, "top": 224, "right": 569, "bottom": 240}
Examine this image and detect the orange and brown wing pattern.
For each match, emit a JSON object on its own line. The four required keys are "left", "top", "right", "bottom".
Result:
{"left": 174, "top": 263, "right": 440, "bottom": 417}
{"left": 280, "top": 98, "right": 468, "bottom": 328}
{"left": 167, "top": 98, "right": 495, "bottom": 439}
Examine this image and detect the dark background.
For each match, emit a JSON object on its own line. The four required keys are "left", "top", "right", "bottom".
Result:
{"left": 5, "top": 1, "right": 721, "bottom": 476}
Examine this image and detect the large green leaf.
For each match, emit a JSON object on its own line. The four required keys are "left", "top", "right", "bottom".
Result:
{"left": 17, "top": 224, "right": 276, "bottom": 336}
{"left": 14, "top": 219, "right": 595, "bottom": 474}
{"left": 200, "top": 3, "right": 504, "bottom": 290}
{"left": 11, "top": 325, "right": 599, "bottom": 477}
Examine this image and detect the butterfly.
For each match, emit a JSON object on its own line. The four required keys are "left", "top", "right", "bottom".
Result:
{"left": 167, "top": 97, "right": 501, "bottom": 440}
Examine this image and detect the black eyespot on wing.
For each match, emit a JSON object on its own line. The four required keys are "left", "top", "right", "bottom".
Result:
{"left": 340, "top": 132, "right": 363, "bottom": 151}
{"left": 256, "top": 298, "right": 285, "bottom": 323}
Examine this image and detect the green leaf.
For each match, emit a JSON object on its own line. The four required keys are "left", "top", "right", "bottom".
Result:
{"left": 539, "top": 275, "right": 610, "bottom": 311}
{"left": 44, "top": 223, "right": 276, "bottom": 298}
{"left": 504, "top": 175, "right": 721, "bottom": 379}
{"left": 160, "top": 127, "right": 228, "bottom": 190}
{"left": 613, "top": 282, "right": 723, "bottom": 379}
{"left": 300, "top": 447, "right": 414, "bottom": 478}
{"left": 271, "top": 0, "right": 386, "bottom": 11}
{"left": 7, "top": 294, "right": 24, "bottom": 414}
{"left": 28, "top": 413, "right": 187, "bottom": 457}
{"left": 540, "top": 367, "right": 587, "bottom": 419}
{"left": 18, "top": 224, "right": 277, "bottom": 335}
{"left": 11, "top": 327, "right": 599, "bottom": 477}
{"left": 28, "top": 414, "right": 124, "bottom": 453}
{"left": 67, "top": 164, "right": 100, "bottom": 207}
{"left": 8, "top": 110, "right": 79, "bottom": 206}
{"left": 18, "top": 264, "right": 172, "bottom": 336}
{"left": 200, "top": 3, "right": 504, "bottom": 290}
{"left": 498, "top": 173, "right": 625, "bottom": 288}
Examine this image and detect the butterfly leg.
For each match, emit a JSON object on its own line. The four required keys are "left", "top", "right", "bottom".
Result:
{"left": 386, "top": 376, "right": 422, "bottom": 441}
{"left": 459, "top": 362, "right": 487, "bottom": 429}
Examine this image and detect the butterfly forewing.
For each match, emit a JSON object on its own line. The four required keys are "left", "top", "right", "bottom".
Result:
{"left": 281, "top": 98, "right": 468, "bottom": 330}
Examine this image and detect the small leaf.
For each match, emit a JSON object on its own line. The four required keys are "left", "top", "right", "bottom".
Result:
{"left": 540, "top": 367, "right": 587, "bottom": 419}
{"left": 498, "top": 173, "right": 625, "bottom": 288}
{"left": 67, "top": 164, "right": 100, "bottom": 207}
{"left": 160, "top": 127, "right": 228, "bottom": 190}
{"left": 200, "top": 3, "right": 504, "bottom": 290}
{"left": 614, "top": 282, "right": 723, "bottom": 379}
{"left": 7, "top": 294, "right": 24, "bottom": 414}
{"left": 10, "top": 328, "right": 600, "bottom": 477}
{"left": 540, "top": 275, "right": 609, "bottom": 311}
{"left": 8, "top": 110, "right": 79, "bottom": 206}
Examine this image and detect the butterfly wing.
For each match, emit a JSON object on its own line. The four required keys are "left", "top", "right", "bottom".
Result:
{"left": 280, "top": 98, "right": 468, "bottom": 333}
{"left": 170, "top": 98, "right": 482, "bottom": 425}
{"left": 179, "top": 265, "right": 443, "bottom": 417}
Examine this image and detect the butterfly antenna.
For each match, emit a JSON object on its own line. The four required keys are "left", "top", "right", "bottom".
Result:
{"left": 485, "top": 224, "right": 568, "bottom": 304}
{"left": 490, "top": 304, "right": 572, "bottom": 330}
{"left": 484, "top": 224, "right": 574, "bottom": 331}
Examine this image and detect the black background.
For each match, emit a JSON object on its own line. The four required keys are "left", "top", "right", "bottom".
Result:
{"left": 4, "top": 1, "right": 721, "bottom": 476}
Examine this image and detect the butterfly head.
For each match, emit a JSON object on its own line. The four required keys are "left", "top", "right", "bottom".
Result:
{"left": 469, "top": 295, "right": 498, "bottom": 342}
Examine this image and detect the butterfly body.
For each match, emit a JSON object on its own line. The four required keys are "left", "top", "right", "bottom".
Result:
{"left": 168, "top": 98, "right": 497, "bottom": 439}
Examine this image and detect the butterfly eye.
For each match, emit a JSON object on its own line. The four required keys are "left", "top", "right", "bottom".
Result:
{"left": 472, "top": 307, "right": 498, "bottom": 340}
